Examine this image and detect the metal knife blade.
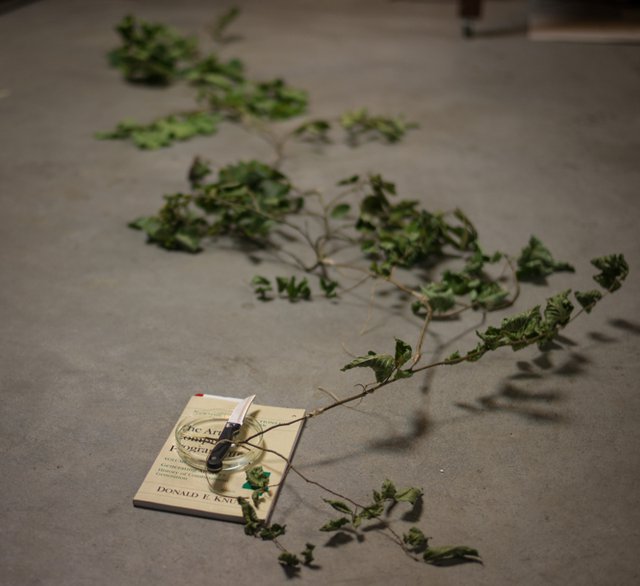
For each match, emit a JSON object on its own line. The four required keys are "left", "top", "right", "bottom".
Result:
{"left": 206, "top": 394, "right": 256, "bottom": 473}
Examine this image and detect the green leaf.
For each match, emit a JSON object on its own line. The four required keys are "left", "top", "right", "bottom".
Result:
{"left": 371, "top": 479, "right": 422, "bottom": 504}
{"left": 278, "top": 552, "right": 300, "bottom": 567}
{"left": 175, "top": 230, "right": 202, "bottom": 252}
{"left": 411, "top": 300, "right": 426, "bottom": 317}
{"left": 211, "top": 6, "right": 241, "bottom": 42}
{"left": 341, "top": 351, "right": 395, "bottom": 383}
{"left": 370, "top": 260, "right": 393, "bottom": 277}
{"left": 369, "top": 174, "right": 396, "bottom": 196}
{"left": 289, "top": 276, "right": 310, "bottom": 299}
{"left": 189, "top": 59, "right": 308, "bottom": 121}
{"left": 275, "top": 276, "right": 289, "bottom": 294}
{"left": 501, "top": 306, "right": 543, "bottom": 338}
{"left": 300, "top": 543, "right": 315, "bottom": 565}
{"left": 543, "top": 290, "right": 574, "bottom": 329}
{"left": 469, "top": 290, "right": 579, "bottom": 354}
{"left": 128, "top": 216, "right": 160, "bottom": 234}
{"left": 472, "top": 282, "right": 509, "bottom": 310}
{"left": 230, "top": 78, "right": 308, "bottom": 120}
{"left": 319, "top": 517, "right": 350, "bottom": 532}
{"left": 108, "top": 15, "right": 198, "bottom": 85}
{"left": 379, "top": 479, "right": 396, "bottom": 500}
{"left": 403, "top": 527, "right": 428, "bottom": 551}
{"left": 259, "top": 523, "right": 286, "bottom": 540}
{"left": 337, "top": 175, "right": 360, "bottom": 186}
{"left": 591, "top": 254, "right": 629, "bottom": 292}
{"left": 394, "top": 338, "right": 412, "bottom": 368}
{"left": 420, "top": 282, "right": 455, "bottom": 313}
{"left": 294, "top": 119, "right": 331, "bottom": 142}
{"left": 516, "top": 236, "right": 575, "bottom": 281}
{"left": 188, "top": 156, "right": 211, "bottom": 187}
{"left": 274, "top": 276, "right": 311, "bottom": 301}
{"left": 471, "top": 305, "right": 547, "bottom": 356}
{"left": 356, "top": 189, "right": 479, "bottom": 271}
{"left": 393, "top": 369, "right": 413, "bottom": 380}
{"left": 237, "top": 497, "right": 262, "bottom": 536}
{"left": 251, "top": 275, "right": 270, "bottom": 286}
{"left": 191, "top": 160, "right": 299, "bottom": 242}
{"left": 574, "top": 289, "right": 603, "bottom": 313}
{"left": 185, "top": 54, "right": 245, "bottom": 87}
{"left": 246, "top": 466, "right": 270, "bottom": 491}
{"left": 251, "top": 275, "right": 273, "bottom": 301}
{"left": 340, "top": 108, "right": 417, "bottom": 144}
{"left": 445, "top": 351, "right": 461, "bottom": 364}
{"left": 98, "top": 112, "right": 220, "bottom": 149}
{"left": 357, "top": 502, "right": 384, "bottom": 520}
{"left": 238, "top": 496, "right": 287, "bottom": 540}
{"left": 128, "top": 193, "right": 208, "bottom": 252}
{"left": 423, "top": 545, "right": 481, "bottom": 565}
{"left": 394, "top": 486, "right": 423, "bottom": 505}
{"left": 251, "top": 490, "right": 264, "bottom": 507}
{"left": 330, "top": 203, "right": 351, "bottom": 219}
{"left": 319, "top": 277, "right": 338, "bottom": 299}
{"left": 323, "top": 499, "right": 353, "bottom": 515}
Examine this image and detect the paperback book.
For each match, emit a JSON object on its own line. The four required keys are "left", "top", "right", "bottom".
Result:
{"left": 133, "top": 393, "right": 306, "bottom": 523}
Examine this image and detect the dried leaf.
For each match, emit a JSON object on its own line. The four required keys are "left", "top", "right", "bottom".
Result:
{"left": 591, "top": 254, "right": 629, "bottom": 292}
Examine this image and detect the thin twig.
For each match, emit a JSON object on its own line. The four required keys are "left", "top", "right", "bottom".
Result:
{"left": 410, "top": 300, "right": 433, "bottom": 367}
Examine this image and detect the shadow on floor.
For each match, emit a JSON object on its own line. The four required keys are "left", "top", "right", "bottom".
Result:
{"left": 0, "top": 0, "right": 40, "bottom": 16}
{"left": 454, "top": 349, "right": 592, "bottom": 423}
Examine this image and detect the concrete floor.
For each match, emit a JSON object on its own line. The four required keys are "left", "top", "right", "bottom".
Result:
{"left": 1, "top": 1, "right": 639, "bottom": 584}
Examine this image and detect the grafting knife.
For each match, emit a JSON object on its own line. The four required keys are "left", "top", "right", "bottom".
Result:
{"left": 206, "top": 394, "right": 256, "bottom": 473}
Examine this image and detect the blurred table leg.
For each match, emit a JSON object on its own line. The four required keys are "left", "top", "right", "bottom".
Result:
{"left": 459, "top": 0, "right": 483, "bottom": 37}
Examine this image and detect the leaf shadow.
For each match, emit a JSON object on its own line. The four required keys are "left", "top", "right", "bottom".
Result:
{"left": 0, "top": 0, "right": 41, "bottom": 16}
{"left": 587, "top": 331, "right": 617, "bottom": 343}
{"left": 532, "top": 353, "right": 553, "bottom": 370}
{"left": 455, "top": 381, "right": 566, "bottom": 424}
{"left": 280, "top": 565, "right": 301, "bottom": 579}
{"left": 273, "top": 228, "right": 299, "bottom": 243}
{"left": 418, "top": 312, "right": 489, "bottom": 397}
{"left": 501, "top": 384, "right": 562, "bottom": 403}
{"left": 428, "top": 557, "right": 484, "bottom": 567}
{"left": 367, "top": 411, "right": 431, "bottom": 451}
{"left": 553, "top": 352, "right": 590, "bottom": 376}
{"left": 401, "top": 495, "right": 424, "bottom": 523}
{"left": 516, "top": 360, "right": 534, "bottom": 372}
{"left": 360, "top": 521, "right": 387, "bottom": 533}
{"left": 324, "top": 530, "right": 361, "bottom": 548}
{"left": 609, "top": 318, "right": 640, "bottom": 335}
{"left": 555, "top": 334, "right": 579, "bottom": 347}
{"left": 516, "top": 275, "right": 550, "bottom": 287}
{"left": 280, "top": 560, "right": 322, "bottom": 579}
{"left": 303, "top": 444, "right": 382, "bottom": 468}
{"left": 509, "top": 372, "right": 543, "bottom": 381}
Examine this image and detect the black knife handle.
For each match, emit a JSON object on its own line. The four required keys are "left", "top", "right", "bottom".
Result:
{"left": 206, "top": 422, "right": 241, "bottom": 473}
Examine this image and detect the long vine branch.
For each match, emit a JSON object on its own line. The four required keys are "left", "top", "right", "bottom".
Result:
{"left": 98, "top": 8, "right": 630, "bottom": 574}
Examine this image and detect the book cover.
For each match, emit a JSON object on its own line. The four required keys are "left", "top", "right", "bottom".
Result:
{"left": 133, "top": 393, "right": 306, "bottom": 523}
